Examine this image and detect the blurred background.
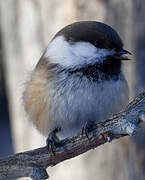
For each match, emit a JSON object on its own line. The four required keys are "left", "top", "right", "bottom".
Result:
{"left": 0, "top": 0, "right": 145, "bottom": 180}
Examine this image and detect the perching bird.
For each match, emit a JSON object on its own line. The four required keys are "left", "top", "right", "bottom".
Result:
{"left": 23, "top": 21, "right": 130, "bottom": 150}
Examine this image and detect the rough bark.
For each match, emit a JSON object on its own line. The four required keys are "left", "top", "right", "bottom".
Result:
{"left": 0, "top": 90, "right": 145, "bottom": 180}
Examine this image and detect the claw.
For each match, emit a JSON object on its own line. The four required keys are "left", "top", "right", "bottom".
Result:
{"left": 46, "top": 137, "right": 56, "bottom": 156}
{"left": 82, "top": 126, "right": 90, "bottom": 140}
{"left": 46, "top": 128, "right": 61, "bottom": 155}
{"left": 46, "top": 128, "right": 68, "bottom": 155}
{"left": 82, "top": 122, "right": 94, "bottom": 140}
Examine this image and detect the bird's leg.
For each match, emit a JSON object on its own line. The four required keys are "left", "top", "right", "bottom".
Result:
{"left": 46, "top": 128, "right": 59, "bottom": 155}
{"left": 82, "top": 121, "right": 95, "bottom": 140}
{"left": 46, "top": 128, "right": 68, "bottom": 155}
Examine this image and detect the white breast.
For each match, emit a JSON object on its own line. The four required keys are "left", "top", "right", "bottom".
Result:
{"left": 43, "top": 72, "right": 129, "bottom": 139}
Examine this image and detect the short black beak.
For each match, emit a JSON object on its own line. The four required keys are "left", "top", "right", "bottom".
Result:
{"left": 110, "top": 49, "right": 131, "bottom": 61}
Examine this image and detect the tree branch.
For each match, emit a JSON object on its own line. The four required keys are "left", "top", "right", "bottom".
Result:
{"left": 1, "top": 91, "right": 145, "bottom": 180}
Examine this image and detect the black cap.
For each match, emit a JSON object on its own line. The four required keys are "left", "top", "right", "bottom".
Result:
{"left": 55, "top": 21, "right": 123, "bottom": 50}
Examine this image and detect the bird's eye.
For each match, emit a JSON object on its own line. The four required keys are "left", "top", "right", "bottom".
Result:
{"left": 94, "top": 40, "right": 103, "bottom": 48}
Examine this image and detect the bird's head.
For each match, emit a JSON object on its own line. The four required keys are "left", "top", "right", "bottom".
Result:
{"left": 44, "top": 21, "right": 131, "bottom": 71}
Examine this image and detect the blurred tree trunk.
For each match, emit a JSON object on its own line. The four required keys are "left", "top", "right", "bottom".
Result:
{"left": 132, "top": 1, "right": 145, "bottom": 179}
{"left": 0, "top": 0, "right": 145, "bottom": 180}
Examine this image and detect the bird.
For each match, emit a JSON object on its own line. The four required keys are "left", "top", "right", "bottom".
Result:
{"left": 23, "top": 21, "right": 130, "bottom": 152}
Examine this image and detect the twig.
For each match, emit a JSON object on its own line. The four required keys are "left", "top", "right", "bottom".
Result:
{"left": 1, "top": 90, "right": 145, "bottom": 180}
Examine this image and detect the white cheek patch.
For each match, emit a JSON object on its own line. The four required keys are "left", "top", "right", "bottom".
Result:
{"left": 44, "top": 36, "right": 115, "bottom": 68}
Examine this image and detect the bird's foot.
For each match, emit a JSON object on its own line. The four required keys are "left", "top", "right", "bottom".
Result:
{"left": 101, "top": 132, "right": 113, "bottom": 142}
{"left": 46, "top": 128, "right": 67, "bottom": 155}
{"left": 82, "top": 122, "right": 95, "bottom": 140}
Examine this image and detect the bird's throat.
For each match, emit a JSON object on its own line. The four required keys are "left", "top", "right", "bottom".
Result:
{"left": 67, "top": 59, "right": 121, "bottom": 82}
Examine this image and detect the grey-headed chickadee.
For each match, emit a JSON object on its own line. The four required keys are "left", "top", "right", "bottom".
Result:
{"left": 23, "top": 21, "right": 130, "bottom": 150}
